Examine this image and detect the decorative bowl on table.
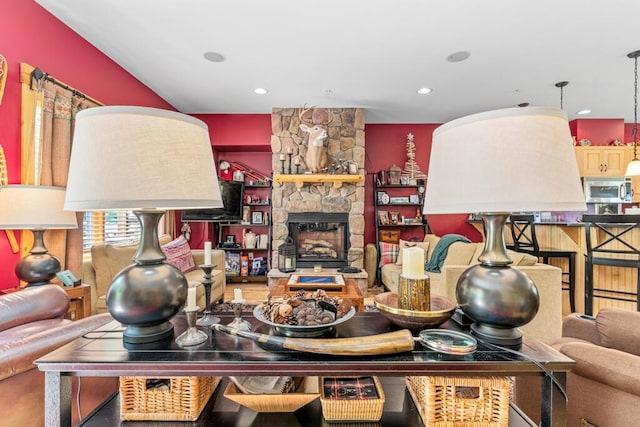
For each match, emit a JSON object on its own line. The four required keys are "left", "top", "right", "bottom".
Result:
{"left": 253, "top": 304, "right": 356, "bottom": 338}
{"left": 374, "top": 292, "right": 456, "bottom": 330}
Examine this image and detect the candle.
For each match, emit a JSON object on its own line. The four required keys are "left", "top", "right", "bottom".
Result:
{"left": 204, "top": 241, "right": 212, "bottom": 265}
{"left": 402, "top": 246, "right": 425, "bottom": 279}
{"left": 294, "top": 158, "right": 300, "bottom": 165}
{"left": 187, "top": 286, "right": 197, "bottom": 309}
{"left": 288, "top": 147, "right": 293, "bottom": 154}
{"left": 279, "top": 154, "right": 286, "bottom": 161}
{"left": 234, "top": 288, "right": 243, "bottom": 302}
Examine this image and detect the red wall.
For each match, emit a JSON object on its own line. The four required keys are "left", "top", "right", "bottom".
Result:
{"left": 570, "top": 118, "right": 625, "bottom": 145}
{"left": 182, "top": 117, "right": 484, "bottom": 251}
{"left": 0, "top": 1, "right": 173, "bottom": 288}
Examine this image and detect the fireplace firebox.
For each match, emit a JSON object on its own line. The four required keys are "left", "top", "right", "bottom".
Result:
{"left": 287, "top": 213, "right": 349, "bottom": 268}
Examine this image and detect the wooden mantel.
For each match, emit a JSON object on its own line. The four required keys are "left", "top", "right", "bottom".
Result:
{"left": 273, "top": 173, "right": 363, "bottom": 188}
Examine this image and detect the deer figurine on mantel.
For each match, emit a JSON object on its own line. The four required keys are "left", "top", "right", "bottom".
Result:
{"left": 298, "top": 107, "right": 334, "bottom": 173}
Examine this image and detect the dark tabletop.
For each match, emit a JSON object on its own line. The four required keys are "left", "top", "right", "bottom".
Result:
{"left": 36, "top": 311, "right": 573, "bottom": 378}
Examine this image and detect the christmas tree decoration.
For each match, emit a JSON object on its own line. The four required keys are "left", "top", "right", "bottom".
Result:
{"left": 402, "top": 133, "right": 426, "bottom": 179}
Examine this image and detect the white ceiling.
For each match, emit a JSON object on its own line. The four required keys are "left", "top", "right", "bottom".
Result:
{"left": 36, "top": 0, "right": 640, "bottom": 125}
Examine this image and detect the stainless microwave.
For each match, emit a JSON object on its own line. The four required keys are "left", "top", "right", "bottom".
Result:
{"left": 583, "top": 177, "right": 631, "bottom": 203}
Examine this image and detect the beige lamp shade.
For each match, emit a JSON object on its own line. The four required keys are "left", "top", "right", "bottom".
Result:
{"left": 0, "top": 185, "right": 78, "bottom": 229}
{"left": 64, "top": 106, "right": 222, "bottom": 211}
{"left": 424, "top": 107, "right": 587, "bottom": 214}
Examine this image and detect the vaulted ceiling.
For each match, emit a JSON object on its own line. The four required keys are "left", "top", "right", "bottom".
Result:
{"left": 36, "top": 0, "right": 640, "bottom": 124}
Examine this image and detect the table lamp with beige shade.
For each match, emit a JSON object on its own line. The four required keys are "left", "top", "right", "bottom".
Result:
{"left": 0, "top": 185, "right": 78, "bottom": 286}
{"left": 423, "top": 106, "right": 586, "bottom": 347}
{"left": 64, "top": 106, "right": 222, "bottom": 344}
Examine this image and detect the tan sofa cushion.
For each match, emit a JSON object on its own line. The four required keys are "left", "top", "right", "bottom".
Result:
{"left": 442, "top": 242, "right": 478, "bottom": 266}
{"left": 396, "top": 240, "right": 430, "bottom": 265}
{"left": 596, "top": 308, "right": 640, "bottom": 357}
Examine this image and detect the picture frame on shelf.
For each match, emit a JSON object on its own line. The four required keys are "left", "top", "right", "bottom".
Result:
{"left": 389, "top": 196, "right": 409, "bottom": 204}
{"left": 409, "top": 194, "right": 420, "bottom": 204}
{"left": 242, "top": 206, "right": 251, "bottom": 223}
{"left": 252, "top": 211, "right": 263, "bottom": 224}
{"left": 377, "top": 191, "right": 389, "bottom": 205}
{"left": 378, "top": 210, "right": 389, "bottom": 225}
{"left": 389, "top": 211, "right": 400, "bottom": 225}
{"left": 400, "top": 175, "right": 409, "bottom": 185}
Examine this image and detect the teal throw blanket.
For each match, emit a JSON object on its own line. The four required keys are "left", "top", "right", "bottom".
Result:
{"left": 424, "top": 234, "right": 471, "bottom": 273}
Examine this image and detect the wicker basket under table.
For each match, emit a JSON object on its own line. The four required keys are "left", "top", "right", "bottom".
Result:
{"left": 320, "top": 376, "right": 385, "bottom": 422}
{"left": 120, "top": 376, "right": 221, "bottom": 421}
{"left": 406, "top": 375, "right": 510, "bottom": 427}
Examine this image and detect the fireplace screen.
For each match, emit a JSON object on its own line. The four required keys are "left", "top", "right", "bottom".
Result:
{"left": 287, "top": 213, "right": 349, "bottom": 268}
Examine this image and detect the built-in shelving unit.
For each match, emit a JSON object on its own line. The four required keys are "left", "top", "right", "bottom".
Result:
{"left": 216, "top": 182, "right": 272, "bottom": 284}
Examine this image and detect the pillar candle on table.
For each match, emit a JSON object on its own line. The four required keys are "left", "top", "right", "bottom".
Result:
{"left": 204, "top": 241, "right": 212, "bottom": 265}
{"left": 402, "top": 246, "right": 425, "bottom": 279}
{"left": 187, "top": 287, "right": 197, "bottom": 309}
{"left": 279, "top": 154, "right": 286, "bottom": 161}
{"left": 234, "top": 288, "right": 243, "bottom": 302}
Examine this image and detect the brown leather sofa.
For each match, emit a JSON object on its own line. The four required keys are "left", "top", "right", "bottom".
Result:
{"left": 0, "top": 285, "right": 118, "bottom": 426}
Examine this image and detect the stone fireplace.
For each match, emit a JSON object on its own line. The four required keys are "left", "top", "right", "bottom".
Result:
{"left": 269, "top": 107, "right": 366, "bottom": 271}
{"left": 288, "top": 212, "right": 349, "bottom": 268}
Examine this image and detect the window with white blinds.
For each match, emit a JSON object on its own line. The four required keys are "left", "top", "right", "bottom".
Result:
{"left": 82, "top": 211, "right": 141, "bottom": 251}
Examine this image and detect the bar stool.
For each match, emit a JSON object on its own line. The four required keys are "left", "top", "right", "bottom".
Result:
{"left": 582, "top": 214, "right": 640, "bottom": 315}
{"left": 509, "top": 214, "right": 577, "bottom": 313}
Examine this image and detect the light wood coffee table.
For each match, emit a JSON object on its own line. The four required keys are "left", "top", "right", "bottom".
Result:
{"left": 270, "top": 277, "right": 364, "bottom": 312}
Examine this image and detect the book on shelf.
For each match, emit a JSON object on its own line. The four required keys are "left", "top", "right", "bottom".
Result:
{"left": 225, "top": 252, "right": 240, "bottom": 276}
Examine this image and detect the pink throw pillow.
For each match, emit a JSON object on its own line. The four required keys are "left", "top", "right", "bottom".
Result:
{"left": 161, "top": 235, "right": 195, "bottom": 273}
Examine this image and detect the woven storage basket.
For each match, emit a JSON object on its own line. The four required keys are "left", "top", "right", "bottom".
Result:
{"left": 320, "top": 376, "right": 385, "bottom": 422}
{"left": 406, "top": 376, "right": 510, "bottom": 427}
{"left": 223, "top": 376, "right": 320, "bottom": 412}
{"left": 120, "top": 376, "right": 221, "bottom": 421}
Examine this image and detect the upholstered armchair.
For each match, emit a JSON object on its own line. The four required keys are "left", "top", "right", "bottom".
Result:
{"left": 82, "top": 235, "right": 226, "bottom": 315}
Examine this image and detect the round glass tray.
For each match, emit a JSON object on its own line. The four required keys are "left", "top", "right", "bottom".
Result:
{"left": 253, "top": 305, "right": 356, "bottom": 338}
{"left": 418, "top": 329, "right": 477, "bottom": 355}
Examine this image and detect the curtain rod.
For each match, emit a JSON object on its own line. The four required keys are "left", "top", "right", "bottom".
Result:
{"left": 29, "top": 67, "right": 102, "bottom": 105}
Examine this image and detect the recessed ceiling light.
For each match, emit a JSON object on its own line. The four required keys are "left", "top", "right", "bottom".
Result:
{"left": 203, "top": 51, "right": 225, "bottom": 62}
{"left": 254, "top": 87, "right": 268, "bottom": 95}
{"left": 576, "top": 109, "right": 592, "bottom": 115}
{"left": 417, "top": 87, "right": 432, "bottom": 95}
{"left": 447, "top": 51, "right": 471, "bottom": 63}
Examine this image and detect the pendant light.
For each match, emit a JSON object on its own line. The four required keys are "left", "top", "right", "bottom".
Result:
{"left": 555, "top": 81, "right": 569, "bottom": 109}
{"left": 625, "top": 50, "right": 640, "bottom": 176}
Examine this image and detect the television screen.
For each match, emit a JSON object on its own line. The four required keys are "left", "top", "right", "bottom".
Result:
{"left": 181, "top": 180, "right": 245, "bottom": 222}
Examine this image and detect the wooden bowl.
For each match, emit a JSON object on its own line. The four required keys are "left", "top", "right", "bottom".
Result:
{"left": 374, "top": 292, "right": 456, "bottom": 330}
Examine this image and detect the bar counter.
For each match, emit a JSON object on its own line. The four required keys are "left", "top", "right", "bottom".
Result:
{"left": 469, "top": 219, "right": 640, "bottom": 315}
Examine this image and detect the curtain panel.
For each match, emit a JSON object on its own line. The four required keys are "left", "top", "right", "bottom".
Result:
{"left": 20, "top": 65, "right": 100, "bottom": 279}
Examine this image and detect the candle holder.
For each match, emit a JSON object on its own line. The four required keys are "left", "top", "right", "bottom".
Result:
{"left": 287, "top": 153, "right": 293, "bottom": 174}
{"left": 295, "top": 163, "right": 300, "bottom": 174}
{"left": 280, "top": 158, "right": 286, "bottom": 174}
{"left": 227, "top": 300, "right": 252, "bottom": 331}
{"left": 398, "top": 274, "right": 431, "bottom": 311}
{"left": 196, "top": 264, "right": 221, "bottom": 326}
{"left": 176, "top": 306, "right": 208, "bottom": 346}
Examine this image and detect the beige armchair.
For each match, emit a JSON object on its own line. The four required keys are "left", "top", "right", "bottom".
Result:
{"left": 82, "top": 235, "right": 226, "bottom": 315}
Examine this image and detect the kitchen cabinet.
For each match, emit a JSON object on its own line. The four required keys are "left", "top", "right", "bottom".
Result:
{"left": 575, "top": 146, "right": 627, "bottom": 177}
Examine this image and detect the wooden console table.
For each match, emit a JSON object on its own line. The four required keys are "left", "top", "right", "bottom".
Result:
{"left": 36, "top": 312, "right": 573, "bottom": 426}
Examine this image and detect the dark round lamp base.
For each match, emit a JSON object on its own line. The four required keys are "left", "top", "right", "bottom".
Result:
{"left": 123, "top": 321, "right": 175, "bottom": 344}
